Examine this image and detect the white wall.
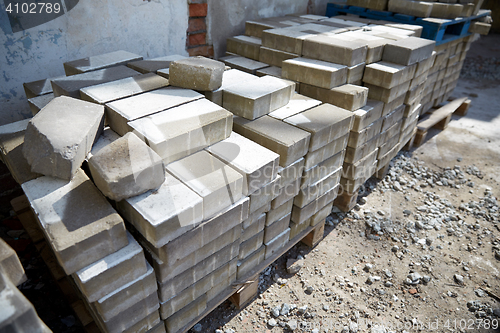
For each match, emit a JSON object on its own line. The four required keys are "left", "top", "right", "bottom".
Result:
{"left": 0, "top": 0, "right": 188, "bottom": 126}
{"left": 208, "top": 0, "right": 330, "bottom": 59}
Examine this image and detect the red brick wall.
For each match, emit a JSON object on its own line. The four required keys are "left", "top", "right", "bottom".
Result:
{"left": 186, "top": 1, "right": 214, "bottom": 57}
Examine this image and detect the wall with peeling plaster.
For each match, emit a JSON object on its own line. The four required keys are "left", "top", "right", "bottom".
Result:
{"left": 208, "top": 0, "right": 330, "bottom": 59}
{"left": 0, "top": 0, "right": 188, "bottom": 126}
{"left": 0, "top": 0, "right": 330, "bottom": 126}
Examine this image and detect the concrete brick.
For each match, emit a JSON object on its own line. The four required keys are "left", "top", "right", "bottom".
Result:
{"left": 363, "top": 61, "right": 417, "bottom": 89}
{"left": 259, "top": 46, "right": 298, "bottom": 68}
{"left": 381, "top": 104, "right": 405, "bottom": 132}
{"left": 342, "top": 148, "right": 379, "bottom": 180}
{"left": 380, "top": 119, "right": 403, "bottom": 144}
{"left": 87, "top": 128, "right": 121, "bottom": 160}
{"left": 256, "top": 66, "right": 282, "bottom": 78}
{"left": 277, "top": 157, "right": 305, "bottom": 187}
{"left": 220, "top": 55, "right": 269, "bottom": 75}
{"left": 169, "top": 57, "right": 225, "bottom": 92}
{"left": 345, "top": 134, "right": 379, "bottom": 165}
{"left": 239, "top": 230, "right": 264, "bottom": 260}
{"left": 266, "top": 199, "right": 294, "bottom": 226}
{"left": 310, "top": 202, "right": 333, "bottom": 226}
{"left": 22, "top": 169, "right": 127, "bottom": 274}
{"left": 63, "top": 50, "right": 142, "bottom": 76}
{"left": 237, "top": 246, "right": 265, "bottom": 279}
{"left": 268, "top": 94, "right": 322, "bottom": 120}
{"left": 382, "top": 94, "right": 405, "bottom": 116}
{"left": 0, "top": 238, "right": 26, "bottom": 286}
{"left": 282, "top": 57, "right": 347, "bottom": 89}
{"left": 302, "top": 35, "right": 367, "bottom": 66}
{"left": 52, "top": 65, "right": 140, "bottom": 98}
{"left": 409, "top": 71, "right": 428, "bottom": 90}
{"left": 105, "top": 86, "right": 203, "bottom": 136}
{"left": 97, "top": 291, "right": 159, "bottom": 333}
{"left": 73, "top": 232, "right": 147, "bottom": 302}
{"left": 264, "top": 228, "right": 290, "bottom": 259}
{"left": 123, "top": 312, "right": 161, "bottom": 333}
{"left": 272, "top": 178, "right": 300, "bottom": 209}
{"left": 377, "top": 142, "right": 400, "bottom": 168}
{"left": 301, "top": 149, "right": 345, "bottom": 188}
{"left": 167, "top": 150, "right": 243, "bottom": 220}
{"left": 304, "top": 134, "right": 347, "bottom": 170}
{"left": 289, "top": 218, "right": 309, "bottom": 239}
{"left": 382, "top": 37, "right": 435, "bottom": 66}
{"left": 207, "top": 132, "right": 279, "bottom": 196}
{"left": 149, "top": 198, "right": 248, "bottom": 270}
{"left": 223, "top": 76, "right": 295, "bottom": 120}
{"left": 23, "top": 75, "right": 65, "bottom": 98}
{"left": 0, "top": 274, "right": 47, "bottom": 333}
{"left": 242, "top": 213, "right": 266, "bottom": 242}
{"left": 205, "top": 69, "right": 259, "bottom": 106}
{"left": 165, "top": 293, "right": 206, "bottom": 333}
{"left": 328, "top": 84, "right": 369, "bottom": 111}
{"left": 264, "top": 213, "right": 290, "bottom": 243}
{"left": 388, "top": 0, "right": 433, "bottom": 18}
{"left": 89, "top": 132, "right": 165, "bottom": 201}
{"left": 158, "top": 241, "right": 239, "bottom": 300}
{"left": 333, "top": 32, "right": 388, "bottom": 64}
{"left": 207, "top": 272, "right": 237, "bottom": 302}
{"left": 405, "top": 82, "right": 425, "bottom": 105}
{"left": 130, "top": 99, "right": 232, "bottom": 164}
{"left": 365, "top": 80, "right": 411, "bottom": 103}
{"left": 348, "top": 117, "right": 383, "bottom": 148}
{"left": 339, "top": 165, "right": 376, "bottom": 193}
{"left": 347, "top": 62, "right": 366, "bottom": 83}
{"left": 233, "top": 115, "right": 311, "bottom": 167}
{"left": 117, "top": 171, "right": 203, "bottom": 248}
{"left": 415, "top": 52, "right": 436, "bottom": 77}
{"left": 159, "top": 258, "right": 236, "bottom": 319}
{"left": 294, "top": 167, "right": 342, "bottom": 208}
{"left": 291, "top": 185, "right": 340, "bottom": 223}
{"left": 127, "top": 55, "right": 187, "bottom": 74}
{"left": 351, "top": 99, "right": 384, "bottom": 132}
{"left": 227, "top": 36, "right": 262, "bottom": 61}
{"left": 28, "top": 93, "right": 54, "bottom": 115}
{"left": 378, "top": 133, "right": 400, "bottom": 159}
{"left": 244, "top": 203, "right": 270, "bottom": 228}
{"left": 142, "top": 223, "right": 240, "bottom": 284}
{"left": 284, "top": 104, "right": 354, "bottom": 151}
{"left": 0, "top": 120, "right": 42, "bottom": 185}
{"left": 94, "top": 263, "right": 156, "bottom": 321}
{"left": 23, "top": 96, "right": 104, "bottom": 180}
{"left": 80, "top": 73, "right": 169, "bottom": 104}
{"left": 261, "top": 23, "right": 339, "bottom": 54}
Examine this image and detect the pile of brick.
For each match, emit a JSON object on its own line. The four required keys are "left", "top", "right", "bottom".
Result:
{"left": 345, "top": 0, "right": 484, "bottom": 19}
{"left": 222, "top": 15, "right": 444, "bottom": 210}
{"left": 2, "top": 48, "right": 352, "bottom": 332}
{"left": 0, "top": 238, "right": 52, "bottom": 332}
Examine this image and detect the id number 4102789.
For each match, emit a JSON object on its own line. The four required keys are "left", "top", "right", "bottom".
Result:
{"left": 5, "top": 2, "right": 61, "bottom": 14}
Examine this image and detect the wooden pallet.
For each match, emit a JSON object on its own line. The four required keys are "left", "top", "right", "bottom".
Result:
{"left": 447, "top": 97, "right": 472, "bottom": 116}
{"left": 176, "top": 222, "right": 323, "bottom": 333}
{"left": 325, "top": 4, "right": 491, "bottom": 45}
{"left": 413, "top": 97, "right": 467, "bottom": 146}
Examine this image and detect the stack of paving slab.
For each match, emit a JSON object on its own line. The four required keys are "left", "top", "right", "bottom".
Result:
{"left": 419, "top": 33, "right": 475, "bottom": 113}
{"left": 345, "top": 0, "right": 484, "bottom": 18}
{"left": 0, "top": 239, "right": 51, "bottom": 332}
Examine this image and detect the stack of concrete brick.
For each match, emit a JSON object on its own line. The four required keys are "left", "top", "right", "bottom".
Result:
{"left": 362, "top": 36, "right": 435, "bottom": 173}
{"left": 385, "top": 0, "right": 483, "bottom": 18}
{"left": 0, "top": 252, "right": 51, "bottom": 332}
{"left": 15, "top": 95, "right": 164, "bottom": 332}
{"left": 420, "top": 34, "right": 476, "bottom": 113}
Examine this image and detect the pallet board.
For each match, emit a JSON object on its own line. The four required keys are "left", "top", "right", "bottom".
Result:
{"left": 414, "top": 97, "right": 467, "bottom": 146}
{"left": 325, "top": 4, "right": 491, "bottom": 45}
